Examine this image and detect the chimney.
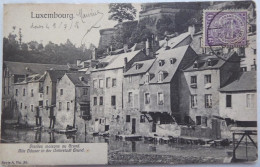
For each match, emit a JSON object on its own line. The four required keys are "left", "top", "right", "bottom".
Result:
{"left": 124, "top": 57, "right": 128, "bottom": 71}
{"left": 188, "top": 25, "right": 195, "bottom": 39}
{"left": 92, "top": 48, "right": 97, "bottom": 60}
{"left": 76, "top": 59, "right": 81, "bottom": 67}
{"left": 123, "top": 44, "right": 128, "bottom": 53}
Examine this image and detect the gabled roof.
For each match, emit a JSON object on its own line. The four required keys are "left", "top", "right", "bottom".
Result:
{"left": 158, "top": 32, "right": 191, "bottom": 51}
{"left": 124, "top": 59, "right": 156, "bottom": 76}
{"left": 183, "top": 51, "right": 236, "bottom": 72}
{"left": 4, "top": 61, "right": 69, "bottom": 75}
{"left": 66, "top": 73, "right": 90, "bottom": 87}
{"left": 219, "top": 71, "right": 256, "bottom": 92}
{"left": 92, "top": 50, "right": 143, "bottom": 71}
{"left": 140, "top": 45, "right": 191, "bottom": 84}
{"left": 47, "top": 70, "right": 67, "bottom": 82}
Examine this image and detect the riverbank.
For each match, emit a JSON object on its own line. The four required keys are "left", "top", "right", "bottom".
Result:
{"left": 108, "top": 151, "right": 224, "bottom": 165}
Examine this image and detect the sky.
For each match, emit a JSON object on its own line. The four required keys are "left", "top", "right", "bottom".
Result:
{"left": 3, "top": 3, "right": 141, "bottom": 48}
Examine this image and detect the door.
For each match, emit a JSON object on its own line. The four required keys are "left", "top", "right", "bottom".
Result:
{"left": 152, "top": 123, "right": 156, "bottom": 132}
{"left": 212, "top": 119, "right": 221, "bottom": 139}
{"left": 132, "top": 118, "right": 136, "bottom": 134}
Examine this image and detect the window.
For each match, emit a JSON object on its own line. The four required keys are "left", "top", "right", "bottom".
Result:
{"left": 58, "top": 102, "right": 62, "bottom": 111}
{"left": 128, "top": 76, "right": 132, "bottom": 83}
{"left": 15, "top": 89, "right": 18, "bottom": 96}
{"left": 140, "top": 115, "right": 145, "bottom": 123}
{"left": 20, "top": 103, "right": 23, "bottom": 109}
{"left": 226, "top": 95, "right": 232, "bottom": 108}
{"left": 205, "top": 94, "right": 212, "bottom": 108}
{"left": 99, "top": 96, "right": 103, "bottom": 105}
{"left": 170, "top": 58, "right": 176, "bottom": 64}
{"left": 158, "top": 60, "right": 165, "bottom": 66}
{"left": 191, "top": 95, "right": 197, "bottom": 108}
{"left": 112, "top": 78, "right": 117, "bottom": 87}
{"left": 23, "top": 88, "right": 26, "bottom": 96}
{"left": 93, "top": 79, "right": 98, "bottom": 88}
{"left": 204, "top": 75, "right": 211, "bottom": 84}
{"left": 246, "top": 94, "right": 255, "bottom": 108}
{"left": 46, "top": 86, "right": 49, "bottom": 95}
{"left": 128, "top": 92, "right": 133, "bottom": 106}
{"left": 93, "top": 97, "right": 97, "bottom": 106}
{"left": 158, "top": 93, "right": 164, "bottom": 105}
{"left": 83, "top": 88, "right": 88, "bottom": 95}
{"left": 111, "top": 96, "right": 116, "bottom": 106}
{"left": 196, "top": 116, "right": 201, "bottom": 125}
{"left": 191, "top": 76, "right": 197, "bottom": 84}
{"left": 67, "top": 102, "right": 70, "bottom": 110}
{"left": 254, "top": 49, "right": 256, "bottom": 55}
{"left": 240, "top": 67, "right": 247, "bottom": 72}
{"left": 145, "top": 74, "right": 150, "bottom": 83}
{"left": 126, "top": 115, "right": 130, "bottom": 122}
{"left": 145, "top": 93, "right": 150, "bottom": 104}
{"left": 207, "top": 59, "right": 212, "bottom": 66}
{"left": 158, "top": 72, "right": 163, "bottom": 82}
{"left": 106, "top": 77, "right": 111, "bottom": 88}
{"left": 202, "top": 116, "right": 207, "bottom": 126}
{"left": 31, "top": 89, "right": 34, "bottom": 97}
{"left": 60, "top": 89, "right": 63, "bottom": 96}
{"left": 46, "top": 100, "right": 49, "bottom": 107}
{"left": 193, "top": 62, "right": 198, "bottom": 68}
{"left": 31, "top": 105, "right": 34, "bottom": 112}
{"left": 99, "top": 79, "right": 104, "bottom": 88}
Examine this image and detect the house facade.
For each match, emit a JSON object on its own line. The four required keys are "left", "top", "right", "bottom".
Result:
{"left": 138, "top": 45, "right": 197, "bottom": 136}
{"left": 90, "top": 50, "right": 148, "bottom": 134}
{"left": 55, "top": 72, "right": 90, "bottom": 131}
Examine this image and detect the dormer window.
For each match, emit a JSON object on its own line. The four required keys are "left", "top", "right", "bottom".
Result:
{"left": 193, "top": 61, "right": 198, "bottom": 69}
{"left": 170, "top": 58, "right": 176, "bottom": 64}
{"left": 158, "top": 60, "right": 165, "bottom": 66}
{"left": 158, "top": 71, "right": 168, "bottom": 82}
{"left": 207, "top": 59, "right": 212, "bottom": 66}
{"left": 136, "top": 63, "right": 143, "bottom": 70}
{"left": 145, "top": 73, "right": 150, "bottom": 83}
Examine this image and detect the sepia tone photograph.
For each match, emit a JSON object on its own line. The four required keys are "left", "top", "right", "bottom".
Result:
{"left": 1, "top": 0, "right": 258, "bottom": 165}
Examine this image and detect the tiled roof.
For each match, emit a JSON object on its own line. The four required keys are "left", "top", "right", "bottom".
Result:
{"left": 66, "top": 73, "right": 90, "bottom": 87}
{"left": 92, "top": 50, "right": 143, "bottom": 71}
{"left": 47, "top": 70, "right": 67, "bottom": 82}
{"left": 219, "top": 71, "right": 256, "bottom": 92}
{"left": 183, "top": 51, "right": 236, "bottom": 72}
{"left": 124, "top": 59, "right": 156, "bottom": 76}
{"left": 4, "top": 61, "right": 69, "bottom": 75}
{"left": 140, "top": 45, "right": 190, "bottom": 84}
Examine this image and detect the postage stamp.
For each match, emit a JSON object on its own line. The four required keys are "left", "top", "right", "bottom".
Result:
{"left": 203, "top": 10, "right": 248, "bottom": 47}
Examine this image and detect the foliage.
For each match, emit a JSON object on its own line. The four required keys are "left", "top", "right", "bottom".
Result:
{"left": 108, "top": 3, "right": 136, "bottom": 22}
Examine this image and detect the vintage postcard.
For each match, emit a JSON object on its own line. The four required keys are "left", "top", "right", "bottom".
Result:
{"left": 0, "top": 0, "right": 258, "bottom": 166}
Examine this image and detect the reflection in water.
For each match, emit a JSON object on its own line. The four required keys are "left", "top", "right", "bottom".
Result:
{"left": 132, "top": 141, "right": 136, "bottom": 152}
{"left": 49, "top": 132, "right": 56, "bottom": 143}
{"left": 34, "top": 130, "right": 42, "bottom": 143}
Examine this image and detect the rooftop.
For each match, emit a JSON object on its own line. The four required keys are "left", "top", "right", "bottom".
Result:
{"left": 219, "top": 71, "right": 256, "bottom": 92}
{"left": 4, "top": 61, "right": 69, "bottom": 75}
{"left": 124, "top": 59, "right": 156, "bottom": 76}
{"left": 66, "top": 73, "right": 90, "bottom": 87}
{"left": 47, "top": 70, "right": 67, "bottom": 82}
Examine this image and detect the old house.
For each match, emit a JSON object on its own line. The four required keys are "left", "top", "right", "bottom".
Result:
{"left": 42, "top": 70, "right": 67, "bottom": 128}
{"left": 2, "top": 61, "right": 68, "bottom": 122}
{"left": 90, "top": 50, "right": 148, "bottom": 134}
{"left": 13, "top": 74, "right": 45, "bottom": 127}
{"left": 139, "top": 45, "right": 197, "bottom": 135}
{"left": 219, "top": 71, "right": 257, "bottom": 125}
{"left": 123, "top": 59, "right": 156, "bottom": 136}
{"left": 181, "top": 52, "right": 240, "bottom": 138}
{"left": 55, "top": 72, "right": 90, "bottom": 131}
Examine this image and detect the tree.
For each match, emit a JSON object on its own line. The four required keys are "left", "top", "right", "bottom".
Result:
{"left": 21, "top": 43, "right": 28, "bottom": 51}
{"left": 108, "top": 3, "right": 136, "bottom": 22}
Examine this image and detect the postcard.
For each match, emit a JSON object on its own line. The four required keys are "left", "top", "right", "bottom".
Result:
{"left": 0, "top": 1, "right": 258, "bottom": 165}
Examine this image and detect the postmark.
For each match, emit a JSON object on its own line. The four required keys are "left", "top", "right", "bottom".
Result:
{"left": 203, "top": 10, "right": 248, "bottom": 47}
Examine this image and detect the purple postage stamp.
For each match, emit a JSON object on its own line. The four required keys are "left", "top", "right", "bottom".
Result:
{"left": 203, "top": 10, "right": 248, "bottom": 47}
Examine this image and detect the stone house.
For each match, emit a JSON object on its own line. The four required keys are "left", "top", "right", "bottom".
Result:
{"left": 42, "top": 70, "right": 67, "bottom": 128}
{"left": 55, "top": 72, "right": 90, "bottom": 131}
{"left": 139, "top": 45, "right": 197, "bottom": 135}
{"left": 90, "top": 50, "right": 148, "bottom": 134}
{"left": 2, "top": 61, "right": 68, "bottom": 121}
{"left": 123, "top": 59, "right": 156, "bottom": 136}
{"left": 13, "top": 74, "right": 45, "bottom": 127}
{"left": 181, "top": 51, "right": 240, "bottom": 138}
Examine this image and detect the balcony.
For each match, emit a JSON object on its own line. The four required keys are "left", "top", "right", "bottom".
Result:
{"left": 190, "top": 83, "right": 197, "bottom": 88}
